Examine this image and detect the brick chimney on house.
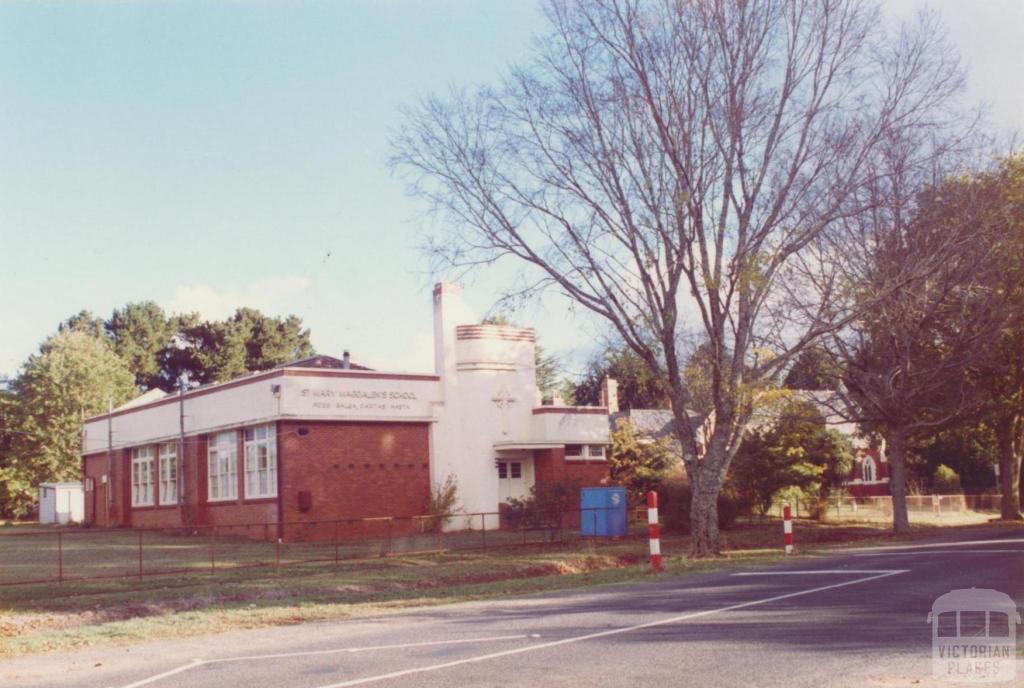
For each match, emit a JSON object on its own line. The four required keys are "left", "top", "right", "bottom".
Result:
{"left": 600, "top": 377, "right": 619, "bottom": 414}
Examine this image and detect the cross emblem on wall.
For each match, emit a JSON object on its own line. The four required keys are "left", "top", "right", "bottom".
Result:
{"left": 492, "top": 386, "right": 516, "bottom": 409}
{"left": 492, "top": 386, "right": 516, "bottom": 436}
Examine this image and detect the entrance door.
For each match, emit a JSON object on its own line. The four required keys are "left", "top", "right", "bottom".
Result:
{"left": 93, "top": 483, "right": 107, "bottom": 526}
{"left": 496, "top": 459, "right": 533, "bottom": 502}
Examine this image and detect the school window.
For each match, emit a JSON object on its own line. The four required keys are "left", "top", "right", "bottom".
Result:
{"left": 496, "top": 461, "right": 522, "bottom": 480}
{"left": 159, "top": 442, "right": 178, "bottom": 505}
{"left": 244, "top": 424, "right": 277, "bottom": 498}
{"left": 207, "top": 431, "right": 238, "bottom": 501}
{"left": 565, "top": 444, "right": 607, "bottom": 461}
{"left": 131, "top": 446, "right": 154, "bottom": 507}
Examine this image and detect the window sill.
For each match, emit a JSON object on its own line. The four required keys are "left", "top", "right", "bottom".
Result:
{"left": 206, "top": 497, "right": 240, "bottom": 504}
{"left": 242, "top": 496, "right": 278, "bottom": 504}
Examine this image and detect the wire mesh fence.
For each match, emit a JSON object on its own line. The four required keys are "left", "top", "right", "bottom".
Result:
{"left": 0, "top": 507, "right": 639, "bottom": 587}
{"left": 735, "top": 493, "right": 1004, "bottom": 525}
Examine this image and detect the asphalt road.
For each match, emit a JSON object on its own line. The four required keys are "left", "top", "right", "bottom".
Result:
{"left": 3, "top": 527, "right": 1022, "bottom": 688}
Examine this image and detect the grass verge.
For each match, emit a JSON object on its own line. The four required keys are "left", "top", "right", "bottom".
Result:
{"left": 1, "top": 520, "right": 1016, "bottom": 659}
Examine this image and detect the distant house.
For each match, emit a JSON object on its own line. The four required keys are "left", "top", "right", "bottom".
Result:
{"left": 602, "top": 378, "right": 713, "bottom": 464}
{"left": 759, "top": 389, "right": 890, "bottom": 497}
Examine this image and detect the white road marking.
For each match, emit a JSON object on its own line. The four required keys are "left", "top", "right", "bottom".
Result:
{"left": 840, "top": 538, "right": 1024, "bottom": 553}
{"left": 116, "top": 635, "right": 535, "bottom": 688}
{"left": 852, "top": 549, "right": 1024, "bottom": 557}
{"left": 314, "top": 569, "right": 908, "bottom": 688}
{"left": 731, "top": 569, "right": 908, "bottom": 576}
{"left": 118, "top": 660, "right": 204, "bottom": 688}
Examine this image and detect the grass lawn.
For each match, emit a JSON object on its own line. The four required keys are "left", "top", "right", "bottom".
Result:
{"left": 0, "top": 519, "right": 1015, "bottom": 659}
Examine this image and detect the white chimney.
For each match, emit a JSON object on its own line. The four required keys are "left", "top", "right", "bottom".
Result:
{"left": 432, "top": 282, "right": 474, "bottom": 381}
{"left": 600, "top": 377, "right": 619, "bottom": 413}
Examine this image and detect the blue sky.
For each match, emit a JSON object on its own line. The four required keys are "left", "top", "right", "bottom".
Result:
{"left": 1, "top": 0, "right": 1021, "bottom": 379}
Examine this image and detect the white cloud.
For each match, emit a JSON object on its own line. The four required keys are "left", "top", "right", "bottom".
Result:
{"left": 165, "top": 276, "right": 313, "bottom": 321}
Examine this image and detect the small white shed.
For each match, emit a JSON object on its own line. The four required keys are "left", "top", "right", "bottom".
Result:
{"left": 38, "top": 482, "right": 84, "bottom": 524}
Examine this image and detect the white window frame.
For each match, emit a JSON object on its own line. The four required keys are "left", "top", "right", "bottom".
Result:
{"left": 159, "top": 442, "right": 178, "bottom": 505}
{"left": 207, "top": 431, "right": 238, "bottom": 502}
{"left": 131, "top": 446, "right": 155, "bottom": 507}
{"left": 496, "top": 461, "right": 522, "bottom": 480}
{"left": 244, "top": 424, "right": 278, "bottom": 499}
{"left": 863, "top": 456, "right": 877, "bottom": 482}
{"left": 565, "top": 444, "right": 607, "bottom": 461}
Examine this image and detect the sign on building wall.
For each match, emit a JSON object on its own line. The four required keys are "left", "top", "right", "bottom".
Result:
{"left": 281, "top": 376, "right": 438, "bottom": 420}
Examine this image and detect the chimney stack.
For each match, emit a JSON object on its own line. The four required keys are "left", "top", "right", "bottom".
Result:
{"left": 342, "top": 350, "right": 351, "bottom": 369}
{"left": 600, "top": 377, "right": 619, "bottom": 414}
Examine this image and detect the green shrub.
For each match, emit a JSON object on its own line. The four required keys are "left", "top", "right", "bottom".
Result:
{"left": 932, "top": 464, "right": 963, "bottom": 495}
{"left": 503, "top": 477, "right": 582, "bottom": 529}
{"left": 657, "top": 475, "right": 743, "bottom": 533}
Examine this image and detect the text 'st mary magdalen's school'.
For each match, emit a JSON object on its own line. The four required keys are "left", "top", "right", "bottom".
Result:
{"left": 80, "top": 284, "right": 611, "bottom": 537}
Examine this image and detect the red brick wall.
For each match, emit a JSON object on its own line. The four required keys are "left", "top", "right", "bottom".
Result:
{"left": 533, "top": 447, "right": 611, "bottom": 497}
{"left": 81, "top": 420, "right": 432, "bottom": 538}
{"left": 194, "top": 431, "right": 278, "bottom": 528}
{"left": 278, "top": 421, "right": 431, "bottom": 533}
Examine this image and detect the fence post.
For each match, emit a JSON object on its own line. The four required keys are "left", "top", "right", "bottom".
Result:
{"left": 138, "top": 530, "right": 144, "bottom": 580}
{"left": 57, "top": 531, "right": 64, "bottom": 585}
{"left": 386, "top": 518, "right": 393, "bottom": 556}
{"left": 647, "top": 491, "right": 661, "bottom": 572}
{"left": 480, "top": 513, "right": 487, "bottom": 550}
{"left": 209, "top": 526, "right": 216, "bottom": 575}
{"left": 334, "top": 520, "right": 340, "bottom": 565}
{"left": 591, "top": 508, "right": 598, "bottom": 544}
{"left": 783, "top": 502, "right": 794, "bottom": 555}
{"left": 275, "top": 537, "right": 281, "bottom": 573}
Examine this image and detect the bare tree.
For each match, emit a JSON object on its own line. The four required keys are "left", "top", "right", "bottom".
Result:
{"left": 392, "top": 0, "right": 970, "bottom": 555}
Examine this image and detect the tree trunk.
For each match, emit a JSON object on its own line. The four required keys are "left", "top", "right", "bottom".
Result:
{"left": 689, "top": 470, "right": 721, "bottom": 557}
{"left": 996, "top": 416, "right": 1023, "bottom": 520}
{"left": 885, "top": 430, "right": 911, "bottom": 533}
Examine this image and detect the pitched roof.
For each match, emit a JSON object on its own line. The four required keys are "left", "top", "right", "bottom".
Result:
{"left": 113, "top": 388, "right": 169, "bottom": 412}
{"left": 276, "top": 355, "right": 372, "bottom": 371}
{"left": 610, "top": 409, "right": 710, "bottom": 439}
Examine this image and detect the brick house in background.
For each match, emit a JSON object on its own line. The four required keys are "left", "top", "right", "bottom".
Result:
{"left": 80, "top": 284, "right": 610, "bottom": 538}
{"left": 771, "top": 390, "right": 890, "bottom": 498}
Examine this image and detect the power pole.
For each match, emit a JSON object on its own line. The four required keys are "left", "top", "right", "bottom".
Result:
{"left": 178, "top": 376, "right": 193, "bottom": 527}
{"left": 105, "top": 397, "right": 113, "bottom": 525}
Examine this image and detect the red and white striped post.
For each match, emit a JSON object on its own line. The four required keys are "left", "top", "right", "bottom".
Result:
{"left": 782, "top": 501, "right": 794, "bottom": 554}
{"left": 647, "top": 491, "right": 662, "bottom": 571}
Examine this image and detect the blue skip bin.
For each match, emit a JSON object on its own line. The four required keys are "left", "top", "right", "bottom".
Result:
{"left": 580, "top": 487, "right": 627, "bottom": 537}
